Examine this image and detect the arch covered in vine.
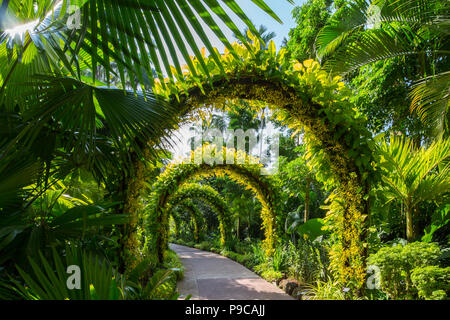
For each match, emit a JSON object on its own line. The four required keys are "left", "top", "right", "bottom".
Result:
{"left": 170, "top": 199, "right": 204, "bottom": 243}
{"left": 146, "top": 36, "right": 378, "bottom": 288}
{"left": 143, "top": 147, "right": 280, "bottom": 263}
{"left": 167, "top": 183, "right": 231, "bottom": 246}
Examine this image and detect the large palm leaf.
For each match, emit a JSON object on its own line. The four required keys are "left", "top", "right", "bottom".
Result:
{"left": 315, "top": 0, "right": 448, "bottom": 72}
{"left": 0, "top": 0, "right": 289, "bottom": 178}
{"left": 0, "top": 0, "right": 287, "bottom": 93}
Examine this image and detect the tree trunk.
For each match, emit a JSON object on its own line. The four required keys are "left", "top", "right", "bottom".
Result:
{"left": 119, "top": 146, "right": 150, "bottom": 273}
{"left": 193, "top": 216, "right": 199, "bottom": 243}
{"left": 406, "top": 202, "right": 416, "bottom": 242}
{"left": 237, "top": 216, "right": 240, "bottom": 240}
{"left": 304, "top": 174, "right": 311, "bottom": 223}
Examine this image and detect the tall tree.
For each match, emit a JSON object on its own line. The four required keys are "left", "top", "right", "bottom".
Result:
{"left": 286, "top": 0, "right": 336, "bottom": 61}
{"left": 315, "top": 0, "right": 449, "bottom": 137}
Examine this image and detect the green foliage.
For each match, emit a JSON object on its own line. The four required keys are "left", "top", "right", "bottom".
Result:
{"left": 377, "top": 134, "right": 450, "bottom": 241}
{"left": 250, "top": 242, "right": 267, "bottom": 266}
{"left": 304, "top": 277, "right": 347, "bottom": 300}
{"left": 316, "top": 0, "right": 450, "bottom": 136}
{"left": 286, "top": 0, "right": 335, "bottom": 61}
{"left": 295, "top": 218, "right": 328, "bottom": 241}
{"left": 368, "top": 242, "right": 442, "bottom": 299}
{"left": 410, "top": 266, "right": 450, "bottom": 300}
{"left": 144, "top": 145, "right": 280, "bottom": 261}
{"left": 9, "top": 245, "right": 126, "bottom": 300}
{"left": 422, "top": 204, "right": 450, "bottom": 244}
{"left": 270, "top": 247, "right": 288, "bottom": 272}
{"left": 0, "top": 202, "right": 130, "bottom": 265}
{"left": 0, "top": 0, "right": 279, "bottom": 95}
{"left": 276, "top": 154, "right": 327, "bottom": 233}
{"left": 260, "top": 269, "right": 283, "bottom": 283}
{"left": 3, "top": 244, "right": 181, "bottom": 300}
{"left": 194, "top": 241, "right": 212, "bottom": 252}
{"left": 285, "top": 240, "right": 330, "bottom": 283}
{"left": 348, "top": 59, "right": 428, "bottom": 138}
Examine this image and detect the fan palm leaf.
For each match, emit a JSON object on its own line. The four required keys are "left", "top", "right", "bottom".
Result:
{"left": 0, "top": 0, "right": 286, "bottom": 93}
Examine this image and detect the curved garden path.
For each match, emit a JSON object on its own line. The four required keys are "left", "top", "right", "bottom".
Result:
{"left": 170, "top": 244, "right": 293, "bottom": 300}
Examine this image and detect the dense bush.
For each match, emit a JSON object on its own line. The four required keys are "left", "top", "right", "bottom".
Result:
{"left": 368, "top": 242, "right": 442, "bottom": 299}
{"left": 411, "top": 266, "right": 450, "bottom": 300}
{"left": 194, "top": 241, "right": 211, "bottom": 252}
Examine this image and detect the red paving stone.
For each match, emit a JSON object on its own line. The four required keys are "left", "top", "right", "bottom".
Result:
{"left": 170, "top": 244, "right": 293, "bottom": 300}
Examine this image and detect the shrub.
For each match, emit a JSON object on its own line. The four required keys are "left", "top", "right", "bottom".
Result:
{"left": 368, "top": 242, "right": 441, "bottom": 299}
{"left": 270, "top": 246, "right": 288, "bottom": 272}
{"left": 238, "top": 253, "right": 254, "bottom": 268}
{"left": 260, "top": 269, "right": 283, "bottom": 282}
{"left": 250, "top": 242, "right": 266, "bottom": 266}
{"left": 224, "top": 237, "right": 239, "bottom": 252}
{"left": 198, "top": 241, "right": 212, "bottom": 251}
{"left": 285, "top": 239, "right": 329, "bottom": 283}
{"left": 194, "top": 241, "right": 211, "bottom": 251}
{"left": 163, "top": 249, "right": 184, "bottom": 281}
{"left": 303, "top": 277, "right": 347, "bottom": 300}
{"left": 411, "top": 266, "right": 450, "bottom": 300}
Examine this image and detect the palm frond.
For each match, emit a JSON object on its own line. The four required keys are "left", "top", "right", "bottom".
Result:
{"left": 315, "top": 0, "right": 449, "bottom": 73}
{"left": 2, "top": 74, "right": 179, "bottom": 164}
{"left": 1, "top": 0, "right": 284, "bottom": 95}
{"left": 410, "top": 71, "right": 450, "bottom": 137}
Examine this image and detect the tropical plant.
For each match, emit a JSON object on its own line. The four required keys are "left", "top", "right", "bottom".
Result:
{"left": 303, "top": 276, "right": 347, "bottom": 300}
{"left": 410, "top": 265, "right": 450, "bottom": 300}
{"left": 270, "top": 246, "right": 288, "bottom": 272}
{"left": 8, "top": 245, "right": 127, "bottom": 300}
{"left": 377, "top": 134, "right": 450, "bottom": 241}
{"left": 285, "top": 239, "right": 329, "bottom": 283}
{"left": 286, "top": 0, "right": 336, "bottom": 61}
{"left": 0, "top": 0, "right": 284, "bottom": 92}
{"left": 4, "top": 244, "right": 180, "bottom": 300}
{"left": 316, "top": 0, "right": 450, "bottom": 136}
{"left": 368, "top": 241, "right": 442, "bottom": 299}
{"left": 422, "top": 204, "right": 450, "bottom": 244}
{"left": 0, "top": 0, "right": 286, "bottom": 201}
{"left": 0, "top": 201, "right": 130, "bottom": 265}
{"left": 295, "top": 218, "right": 328, "bottom": 241}
{"left": 0, "top": 0, "right": 287, "bottom": 278}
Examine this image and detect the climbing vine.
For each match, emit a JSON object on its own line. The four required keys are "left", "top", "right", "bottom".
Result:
{"left": 170, "top": 199, "right": 204, "bottom": 243}
{"left": 145, "top": 34, "right": 378, "bottom": 290}
{"left": 143, "top": 146, "right": 280, "bottom": 262}
{"left": 118, "top": 33, "right": 379, "bottom": 291}
{"left": 167, "top": 183, "right": 231, "bottom": 245}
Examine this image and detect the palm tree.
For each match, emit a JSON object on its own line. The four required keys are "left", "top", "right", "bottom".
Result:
{"left": 315, "top": 0, "right": 449, "bottom": 137}
{"left": 378, "top": 134, "right": 450, "bottom": 242}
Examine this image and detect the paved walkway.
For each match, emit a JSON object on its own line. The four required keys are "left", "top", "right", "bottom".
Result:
{"left": 170, "top": 243, "right": 293, "bottom": 300}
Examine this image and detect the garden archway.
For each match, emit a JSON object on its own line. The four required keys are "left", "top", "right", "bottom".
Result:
{"left": 125, "top": 38, "right": 377, "bottom": 288}
{"left": 143, "top": 148, "right": 280, "bottom": 263}
{"left": 170, "top": 199, "right": 205, "bottom": 243}
{"left": 168, "top": 183, "right": 231, "bottom": 245}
